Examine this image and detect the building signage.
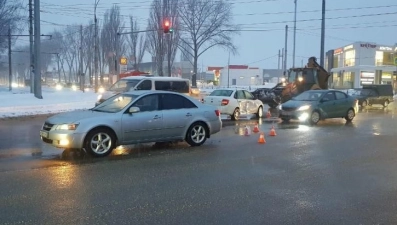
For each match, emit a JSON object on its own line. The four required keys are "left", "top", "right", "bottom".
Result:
{"left": 360, "top": 71, "right": 374, "bottom": 85}
{"left": 379, "top": 46, "right": 393, "bottom": 51}
{"left": 344, "top": 45, "right": 353, "bottom": 51}
{"left": 360, "top": 43, "right": 376, "bottom": 48}
{"left": 334, "top": 48, "right": 343, "bottom": 54}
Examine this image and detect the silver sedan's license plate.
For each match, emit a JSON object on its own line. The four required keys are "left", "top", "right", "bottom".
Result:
{"left": 282, "top": 111, "right": 293, "bottom": 116}
{"left": 40, "top": 130, "right": 49, "bottom": 138}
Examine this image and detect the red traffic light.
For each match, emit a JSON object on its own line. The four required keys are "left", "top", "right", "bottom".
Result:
{"left": 163, "top": 20, "right": 170, "bottom": 33}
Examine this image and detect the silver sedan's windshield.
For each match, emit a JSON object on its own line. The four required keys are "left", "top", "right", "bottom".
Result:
{"left": 92, "top": 94, "right": 138, "bottom": 113}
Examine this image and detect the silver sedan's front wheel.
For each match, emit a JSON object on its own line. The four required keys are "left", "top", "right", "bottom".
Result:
{"left": 84, "top": 128, "right": 116, "bottom": 157}
{"left": 185, "top": 123, "right": 207, "bottom": 146}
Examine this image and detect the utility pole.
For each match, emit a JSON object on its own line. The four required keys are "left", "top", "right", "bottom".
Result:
{"left": 57, "top": 53, "right": 60, "bottom": 83}
{"left": 277, "top": 49, "right": 281, "bottom": 69}
{"left": 284, "top": 25, "right": 288, "bottom": 77}
{"left": 115, "top": 33, "right": 119, "bottom": 81}
{"left": 29, "top": 0, "right": 34, "bottom": 93}
{"left": 227, "top": 52, "right": 230, "bottom": 88}
{"left": 320, "top": 0, "right": 326, "bottom": 67}
{"left": 8, "top": 26, "right": 12, "bottom": 91}
{"left": 80, "top": 25, "right": 84, "bottom": 92}
{"left": 293, "top": 0, "right": 297, "bottom": 68}
{"left": 94, "top": 0, "right": 100, "bottom": 93}
{"left": 33, "top": 0, "right": 42, "bottom": 99}
{"left": 281, "top": 48, "right": 284, "bottom": 72}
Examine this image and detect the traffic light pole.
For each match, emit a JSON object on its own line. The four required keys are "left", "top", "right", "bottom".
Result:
{"left": 115, "top": 29, "right": 157, "bottom": 80}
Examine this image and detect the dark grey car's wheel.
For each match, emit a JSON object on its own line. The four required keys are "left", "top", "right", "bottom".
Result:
{"left": 231, "top": 108, "right": 240, "bottom": 121}
{"left": 345, "top": 108, "right": 355, "bottom": 122}
{"left": 185, "top": 122, "right": 208, "bottom": 146}
{"left": 383, "top": 100, "right": 389, "bottom": 108}
{"left": 310, "top": 111, "right": 321, "bottom": 125}
{"left": 84, "top": 128, "right": 116, "bottom": 157}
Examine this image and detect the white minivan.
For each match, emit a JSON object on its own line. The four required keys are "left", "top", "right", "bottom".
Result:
{"left": 96, "top": 76, "right": 193, "bottom": 105}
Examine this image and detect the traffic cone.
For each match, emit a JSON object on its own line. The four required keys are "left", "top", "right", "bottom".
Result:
{"left": 253, "top": 123, "right": 260, "bottom": 133}
{"left": 244, "top": 125, "right": 251, "bottom": 136}
{"left": 266, "top": 110, "right": 271, "bottom": 118}
{"left": 258, "top": 132, "right": 266, "bottom": 144}
{"left": 269, "top": 125, "right": 277, "bottom": 136}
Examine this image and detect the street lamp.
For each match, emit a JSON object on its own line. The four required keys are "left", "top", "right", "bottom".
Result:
{"left": 292, "top": 0, "right": 297, "bottom": 68}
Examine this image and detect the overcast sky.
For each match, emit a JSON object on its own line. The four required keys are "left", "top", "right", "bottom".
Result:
{"left": 16, "top": 0, "right": 397, "bottom": 70}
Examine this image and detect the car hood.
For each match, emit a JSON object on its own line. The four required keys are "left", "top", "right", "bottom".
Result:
{"left": 282, "top": 100, "right": 315, "bottom": 108}
{"left": 46, "top": 110, "right": 110, "bottom": 124}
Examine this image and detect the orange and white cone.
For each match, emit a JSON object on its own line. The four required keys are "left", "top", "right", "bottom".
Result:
{"left": 269, "top": 125, "right": 277, "bottom": 136}
{"left": 258, "top": 132, "right": 266, "bottom": 144}
{"left": 244, "top": 125, "right": 251, "bottom": 136}
{"left": 253, "top": 123, "right": 260, "bottom": 133}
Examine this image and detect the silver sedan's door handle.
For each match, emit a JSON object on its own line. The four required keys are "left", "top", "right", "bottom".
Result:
{"left": 186, "top": 113, "right": 192, "bottom": 117}
{"left": 153, "top": 115, "right": 162, "bottom": 119}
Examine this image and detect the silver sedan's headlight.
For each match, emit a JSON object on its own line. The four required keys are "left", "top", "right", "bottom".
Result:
{"left": 55, "top": 123, "right": 79, "bottom": 130}
{"left": 297, "top": 105, "right": 310, "bottom": 111}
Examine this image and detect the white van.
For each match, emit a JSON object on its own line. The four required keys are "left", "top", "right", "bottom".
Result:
{"left": 96, "top": 76, "right": 193, "bottom": 105}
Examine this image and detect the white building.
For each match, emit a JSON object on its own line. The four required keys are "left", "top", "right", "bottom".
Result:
{"left": 325, "top": 42, "right": 397, "bottom": 90}
{"left": 217, "top": 65, "right": 262, "bottom": 87}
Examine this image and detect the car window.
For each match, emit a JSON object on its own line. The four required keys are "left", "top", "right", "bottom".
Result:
{"left": 131, "top": 94, "right": 159, "bottom": 112}
{"left": 243, "top": 90, "right": 254, "bottom": 100}
{"left": 160, "top": 94, "right": 197, "bottom": 110}
{"left": 135, "top": 80, "right": 152, "bottom": 90}
{"left": 236, "top": 90, "right": 245, "bottom": 99}
{"left": 209, "top": 90, "right": 233, "bottom": 97}
{"left": 335, "top": 92, "right": 347, "bottom": 100}
{"left": 170, "top": 81, "right": 190, "bottom": 93}
{"left": 155, "top": 81, "right": 172, "bottom": 91}
{"left": 322, "top": 92, "right": 336, "bottom": 101}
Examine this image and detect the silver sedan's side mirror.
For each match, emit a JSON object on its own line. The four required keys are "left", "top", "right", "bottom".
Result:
{"left": 129, "top": 106, "right": 140, "bottom": 113}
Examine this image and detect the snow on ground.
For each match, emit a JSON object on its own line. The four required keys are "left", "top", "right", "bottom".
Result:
{"left": 0, "top": 86, "right": 98, "bottom": 118}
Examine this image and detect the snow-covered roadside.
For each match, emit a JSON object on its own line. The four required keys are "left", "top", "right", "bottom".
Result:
{"left": 0, "top": 86, "right": 97, "bottom": 119}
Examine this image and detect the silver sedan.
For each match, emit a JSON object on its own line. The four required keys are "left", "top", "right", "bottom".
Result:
{"left": 40, "top": 90, "right": 222, "bottom": 157}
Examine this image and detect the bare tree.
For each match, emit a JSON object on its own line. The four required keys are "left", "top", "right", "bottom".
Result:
{"left": 101, "top": 5, "right": 126, "bottom": 83}
{"left": 61, "top": 25, "right": 80, "bottom": 83}
{"left": 164, "top": 0, "right": 180, "bottom": 77}
{"left": 146, "top": 0, "right": 165, "bottom": 77}
{"left": 13, "top": 45, "right": 30, "bottom": 79}
{"left": 0, "top": 0, "right": 24, "bottom": 52}
{"left": 128, "top": 16, "right": 147, "bottom": 70}
{"left": 178, "top": 0, "right": 239, "bottom": 86}
{"left": 147, "top": 0, "right": 180, "bottom": 77}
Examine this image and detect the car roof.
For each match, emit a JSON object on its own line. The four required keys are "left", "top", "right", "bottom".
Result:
{"left": 121, "top": 76, "right": 189, "bottom": 81}
{"left": 123, "top": 90, "right": 187, "bottom": 96}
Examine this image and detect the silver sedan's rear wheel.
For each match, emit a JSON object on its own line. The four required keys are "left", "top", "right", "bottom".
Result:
{"left": 84, "top": 128, "right": 116, "bottom": 157}
{"left": 185, "top": 122, "right": 207, "bottom": 146}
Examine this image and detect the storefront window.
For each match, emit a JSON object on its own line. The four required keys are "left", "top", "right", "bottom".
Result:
{"left": 360, "top": 71, "right": 375, "bottom": 85}
{"left": 375, "top": 51, "right": 383, "bottom": 66}
{"left": 331, "top": 72, "right": 340, "bottom": 88}
{"left": 344, "top": 50, "right": 355, "bottom": 67}
{"left": 333, "top": 54, "right": 341, "bottom": 68}
{"left": 381, "top": 72, "right": 392, "bottom": 84}
{"left": 343, "top": 71, "right": 355, "bottom": 88}
{"left": 375, "top": 51, "right": 395, "bottom": 66}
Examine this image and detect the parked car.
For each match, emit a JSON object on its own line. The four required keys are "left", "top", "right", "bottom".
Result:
{"left": 278, "top": 90, "right": 357, "bottom": 125}
{"left": 40, "top": 91, "right": 222, "bottom": 157}
{"left": 203, "top": 88, "right": 264, "bottom": 120}
{"left": 251, "top": 86, "right": 285, "bottom": 108}
{"left": 349, "top": 84, "right": 394, "bottom": 108}
{"left": 96, "top": 76, "right": 193, "bottom": 105}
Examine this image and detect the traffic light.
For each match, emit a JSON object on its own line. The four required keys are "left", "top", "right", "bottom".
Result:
{"left": 163, "top": 20, "right": 171, "bottom": 33}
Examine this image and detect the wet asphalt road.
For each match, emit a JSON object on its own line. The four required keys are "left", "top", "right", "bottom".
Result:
{"left": 1, "top": 105, "right": 397, "bottom": 224}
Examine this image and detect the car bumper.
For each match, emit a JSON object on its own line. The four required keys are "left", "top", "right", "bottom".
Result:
{"left": 279, "top": 110, "right": 310, "bottom": 121}
{"left": 208, "top": 119, "right": 222, "bottom": 135}
{"left": 40, "top": 130, "right": 87, "bottom": 149}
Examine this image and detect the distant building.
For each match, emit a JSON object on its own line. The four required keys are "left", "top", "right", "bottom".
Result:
{"left": 263, "top": 69, "right": 284, "bottom": 83}
{"left": 217, "top": 65, "right": 262, "bottom": 87}
{"left": 326, "top": 41, "right": 397, "bottom": 90}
